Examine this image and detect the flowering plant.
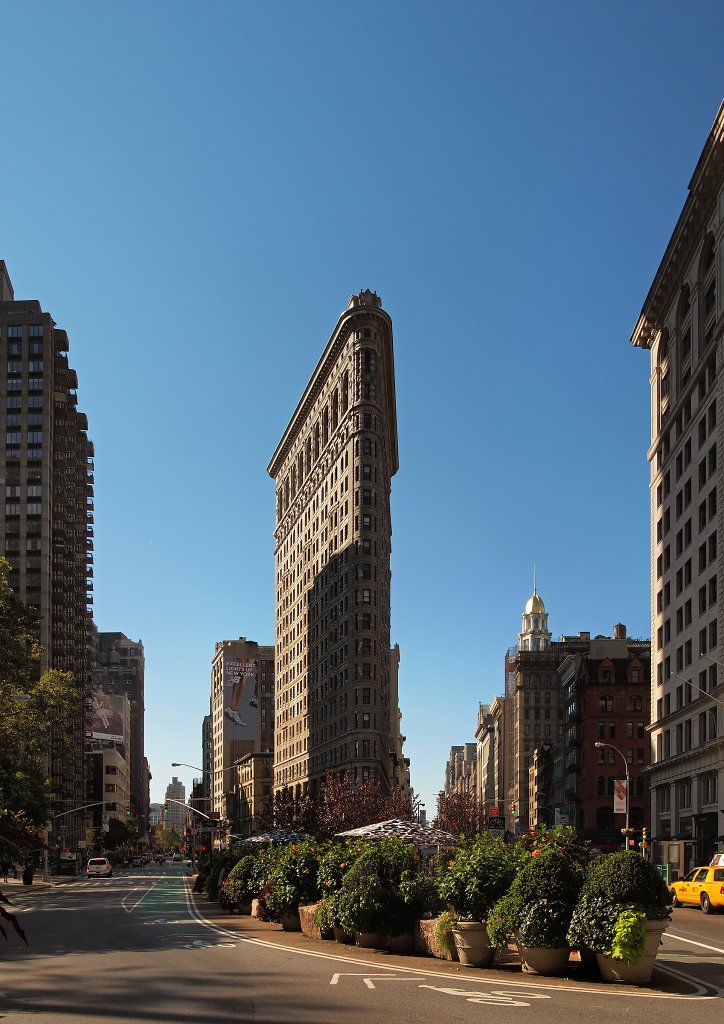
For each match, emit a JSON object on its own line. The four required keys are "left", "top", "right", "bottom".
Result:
{"left": 263, "top": 839, "right": 321, "bottom": 918}
{"left": 487, "top": 848, "right": 582, "bottom": 949}
{"left": 436, "top": 834, "right": 521, "bottom": 921}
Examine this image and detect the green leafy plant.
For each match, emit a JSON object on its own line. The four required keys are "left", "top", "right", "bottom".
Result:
{"left": 567, "top": 893, "right": 619, "bottom": 954}
{"left": 488, "top": 848, "right": 583, "bottom": 949}
{"left": 433, "top": 908, "right": 458, "bottom": 954}
{"left": 436, "top": 834, "right": 520, "bottom": 921}
{"left": 226, "top": 854, "right": 264, "bottom": 904}
{"left": 264, "top": 839, "right": 321, "bottom": 917}
{"left": 567, "top": 852, "right": 672, "bottom": 960}
{"left": 332, "top": 838, "right": 433, "bottom": 936}
{"left": 609, "top": 904, "right": 647, "bottom": 964}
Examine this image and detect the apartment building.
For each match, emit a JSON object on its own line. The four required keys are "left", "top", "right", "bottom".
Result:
{"left": 91, "top": 631, "right": 148, "bottom": 833}
{"left": 164, "top": 776, "right": 186, "bottom": 831}
{"left": 267, "top": 290, "right": 400, "bottom": 796}
{"left": 0, "top": 260, "right": 94, "bottom": 845}
{"left": 209, "top": 637, "right": 274, "bottom": 823}
{"left": 503, "top": 590, "right": 598, "bottom": 830}
{"left": 475, "top": 698, "right": 505, "bottom": 812}
{"left": 559, "top": 627, "right": 651, "bottom": 849}
{"left": 631, "top": 100, "right": 724, "bottom": 867}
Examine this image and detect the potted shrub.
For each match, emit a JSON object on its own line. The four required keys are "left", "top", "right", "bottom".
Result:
{"left": 487, "top": 849, "right": 582, "bottom": 975}
{"left": 314, "top": 841, "right": 369, "bottom": 943}
{"left": 263, "top": 839, "right": 321, "bottom": 930}
{"left": 224, "top": 854, "right": 262, "bottom": 914}
{"left": 333, "top": 838, "right": 433, "bottom": 950}
{"left": 436, "top": 834, "right": 521, "bottom": 967}
{"left": 567, "top": 851, "right": 672, "bottom": 984}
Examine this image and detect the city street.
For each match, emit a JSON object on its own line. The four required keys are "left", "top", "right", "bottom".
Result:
{"left": 1, "top": 865, "right": 723, "bottom": 1024}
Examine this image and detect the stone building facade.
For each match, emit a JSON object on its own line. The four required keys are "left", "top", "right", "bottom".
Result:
{"left": 0, "top": 260, "right": 94, "bottom": 846}
{"left": 631, "top": 100, "right": 724, "bottom": 867}
{"left": 267, "top": 290, "right": 400, "bottom": 796}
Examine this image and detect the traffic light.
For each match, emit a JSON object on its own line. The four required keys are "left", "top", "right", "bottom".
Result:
{"left": 163, "top": 802, "right": 168, "bottom": 814}
{"left": 642, "top": 826, "right": 648, "bottom": 846}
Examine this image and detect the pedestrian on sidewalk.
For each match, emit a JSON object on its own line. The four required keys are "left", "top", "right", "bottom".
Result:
{"left": 1, "top": 859, "right": 9, "bottom": 883}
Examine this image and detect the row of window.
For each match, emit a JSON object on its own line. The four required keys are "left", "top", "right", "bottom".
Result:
{"left": 1, "top": 325, "right": 44, "bottom": 338}
{"left": 657, "top": 773, "right": 717, "bottom": 811}
{"left": 6, "top": 396, "right": 43, "bottom": 410}
{"left": 6, "top": 361, "right": 43, "bottom": 373}
{"left": 4, "top": 378, "right": 44, "bottom": 391}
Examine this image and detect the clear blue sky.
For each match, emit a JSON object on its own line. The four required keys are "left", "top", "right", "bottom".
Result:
{"left": 2, "top": 2, "right": 722, "bottom": 816}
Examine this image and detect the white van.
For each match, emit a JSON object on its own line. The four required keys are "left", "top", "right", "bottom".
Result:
{"left": 86, "top": 857, "right": 112, "bottom": 878}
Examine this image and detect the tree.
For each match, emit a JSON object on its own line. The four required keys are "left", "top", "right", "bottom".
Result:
{"left": 0, "top": 555, "right": 41, "bottom": 690}
{"left": 315, "top": 771, "right": 412, "bottom": 838}
{"left": 257, "top": 785, "right": 319, "bottom": 834}
{"left": 155, "top": 826, "right": 183, "bottom": 849}
{"left": 0, "top": 557, "right": 80, "bottom": 830}
{"left": 433, "top": 790, "right": 484, "bottom": 837}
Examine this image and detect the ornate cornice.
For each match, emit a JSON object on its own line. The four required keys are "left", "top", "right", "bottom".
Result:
{"left": 267, "top": 292, "right": 397, "bottom": 479}
{"left": 631, "top": 100, "right": 724, "bottom": 350}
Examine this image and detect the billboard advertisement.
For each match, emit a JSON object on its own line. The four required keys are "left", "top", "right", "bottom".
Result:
{"left": 223, "top": 658, "right": 258, "bottom": 742}
{"left": 88, "top": 691, "right": 124, "bottom": 743}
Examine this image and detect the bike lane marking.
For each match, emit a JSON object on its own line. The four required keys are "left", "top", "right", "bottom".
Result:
{"left": 180, "top": 880, "right": 718, "bottom": 1002}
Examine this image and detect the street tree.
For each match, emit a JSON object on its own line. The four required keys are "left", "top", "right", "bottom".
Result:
{"left": 433, "top": 790, "right": 485, "bottom": 837}
{"left": 0, "top": 557, "right": 80, "bottom": 833}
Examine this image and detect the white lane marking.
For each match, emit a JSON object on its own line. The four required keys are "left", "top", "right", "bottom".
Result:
{"left": 181, "top": 879, "right": 716, "bottom": 1002}
{"left": 656, "top": 961, "right": 724, "bottom": 998}
{"left": 667, "top": 932, "right": 724, "bottom": 956}
{"left": 122, "top": 882, "right": 158, "bottom": 913}
{"left": 419, "top": 985, "right": 551, "bottom": 1006}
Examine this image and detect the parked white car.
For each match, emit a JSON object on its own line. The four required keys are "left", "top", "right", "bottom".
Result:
{"left": 86, "top": 857, "right": 112, "bottom": 878}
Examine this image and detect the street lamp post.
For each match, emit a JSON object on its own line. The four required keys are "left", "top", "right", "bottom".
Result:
{"left": 595, "top": 741, "right": 630, "bottom": 849}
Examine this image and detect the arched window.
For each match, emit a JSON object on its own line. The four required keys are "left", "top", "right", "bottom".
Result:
{"left": 291, "top": 466, "right": 297, "bottom": 498}
{"left": 306, "top": 437, "right": 312, "bottom": 472}
{"left": 677, "top": 285, "right": 692, "bottom": 384}
{"left": 597, "top": 806, "right": 614, "bottom": 832}
{"left": 314, "top": 424, "right": 320, "bottom": 461}
{"left": 322, "top": 408, "right": 329, "bottom": 446}
{"left": 331, "top": 389, "right": 339, "bottom": 430}
{"left": 700, "top": 234, "right": 717, "bottom": 350}
{"left": 599, "top": 695, "right": 614, "bottom": 712}
{"left": 342, "top": 372, "right": 349, "bottom": 413}
{"left": 297, "top": 451, "right": 304, "bottom": 486}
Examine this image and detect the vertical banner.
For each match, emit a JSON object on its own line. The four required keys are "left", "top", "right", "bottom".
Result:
{"left": 613, "top": 778, "right": 628, "bottom": 814}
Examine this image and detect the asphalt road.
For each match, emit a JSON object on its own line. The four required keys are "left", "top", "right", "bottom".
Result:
{"left": 1, "top": 864, "right": 723, "bottom": 1024}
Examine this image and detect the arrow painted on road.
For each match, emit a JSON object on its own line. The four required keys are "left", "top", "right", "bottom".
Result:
{"left": 330, "top": 973, "right": 427, "bottom": 989}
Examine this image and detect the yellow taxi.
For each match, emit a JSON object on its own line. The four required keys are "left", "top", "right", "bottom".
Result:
{"left": 670, "top": 865, "right": 724, "bottom": 914}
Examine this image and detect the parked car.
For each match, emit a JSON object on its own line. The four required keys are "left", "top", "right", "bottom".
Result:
{"left": 670, "top": 865, "right": 724, "bottom": 913}
{"left": 86, "top": 857, "right": 113, "bottom": 878}
{"left": 172, "top": 853, "right": 182, "bottom": 862}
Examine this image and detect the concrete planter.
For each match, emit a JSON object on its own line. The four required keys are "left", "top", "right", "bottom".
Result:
{"left": 280, "top": 909, "right": 302, "bottom": 932}
{"left": 386, "top": 931, "right": 414, "bottom": 953}
{"left": 298, "top": 903, "right": 332, "bottom": 940}
{"left": 596, "top": 919, "right": 668, "bottom": 985}
{"left": 415, "top": 918, "right": 458, "bottom": 961}
{"left": 355, "top": 931, "right": 386, "bottom": 949}
{"left": 516, "top": 944, "right": 570, "bottom": 976}
{"left": 452, "top": 922, "right": 495, "bottom": 968}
